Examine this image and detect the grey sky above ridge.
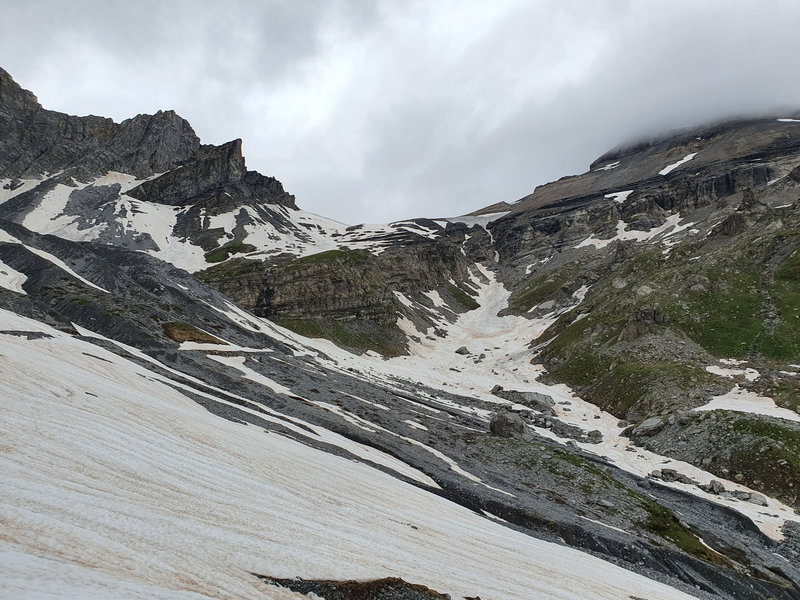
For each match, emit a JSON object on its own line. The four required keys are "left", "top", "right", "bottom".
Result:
{"left": 2, "top": 0, "right": 800, "bottom": 225}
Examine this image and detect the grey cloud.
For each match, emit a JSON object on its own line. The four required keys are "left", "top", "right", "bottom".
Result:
{"left": 2, "top": 1, "right": 800, "bottom": 224}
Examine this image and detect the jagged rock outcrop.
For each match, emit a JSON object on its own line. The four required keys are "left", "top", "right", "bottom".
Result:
{"left": 259, "top": 249, "right": 397, "bottom": 326}
{"left": 126, "top": 138, "right": 295, "bottom": 211}
{"left": 0, "top": 66, "right": 294, "bottom": 223}
{"left": 0, "top": 67, "right": 200, "bottom": 179}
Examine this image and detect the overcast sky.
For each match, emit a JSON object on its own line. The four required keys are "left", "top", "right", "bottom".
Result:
{"left": 2, "top": 0, "right": 800, "bottom": 224}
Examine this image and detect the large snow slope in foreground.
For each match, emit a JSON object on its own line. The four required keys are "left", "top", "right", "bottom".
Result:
{"left": 0, "top": 309, "right": 698, "bottom": 600}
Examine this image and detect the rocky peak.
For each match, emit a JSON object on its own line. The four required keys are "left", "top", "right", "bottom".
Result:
{"left": 0, "top": 67, "right": 294, "bottom": 212}
{"left": 0, "top": 67, "right": 41, "bottom": 114}
{"left": 104, "top": 109, "right": 201, "bottom": 177}
{"left": 127, "top": 137, "right": 295, "bottom": 211}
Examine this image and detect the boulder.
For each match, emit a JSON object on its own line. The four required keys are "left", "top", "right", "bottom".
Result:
{"left": 660, "top": 468, "right": 679, "bottom": 482}
{"left": 492, "top": 389, "right": 555, "bottom": 415}
{"left": 489, "top": 411, "right": 527, "bottom": 438}
{"left": 631, "top": 416, "right": 666, "bottom": 437}
{"left": 747, "top": 493, "right": 768, "bottom": 507}
{"left": 709, "top": 480, "right": 726, "bottom": 494}
{"left": 455, "top": 346, "right": 470, "bottom": 355}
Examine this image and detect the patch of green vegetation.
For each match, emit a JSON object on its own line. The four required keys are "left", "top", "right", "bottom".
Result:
{"left": 195, "top": 257, "right": 265, "bottom": 286}
{"left": 777, "top": 248, "right": 800, "bottom": 281}
{"left": 288, "top": 249, "right": 370, "bottom": 270}
{"left": 276, "top": 318, "right": 406, "bottom": 357}
{"left": 546, "top": 343, "right": 715, "bottom": 417}
{"left": 640, "top": 500, "right": 729, "bottom": 566}
{"left": 508, "top": 264, "right": 577, "bottom": 313}
{"left": 729, "top": 418, "right": 800, "bottom": 461}
{"left": 447, "top": 283, "right": 479, "bottom": 310}
{"left": 204, "top": 241, "right": 257, "bottom": 263}
{"left": 759, "top": 250, "right": 800, "bottom": 359}
{"left": 769, "top": 382, "right": 800, "bottom": 412}
{"left": 672, "top": 267, "right": 763, "bottom": 358}
{"left": 162, "top": 321, "right": 226, "bottom": 344}
{"left": 690, "top": 413, "right": 800, "bottom": 507}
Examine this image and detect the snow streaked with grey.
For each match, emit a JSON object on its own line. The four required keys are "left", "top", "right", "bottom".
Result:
{"left": 574, "top": 213, "right": 687, "bottom": 250}
{"left": 596, "top": 161, "right": 620, "bottom": 171}
{"left": 695, "top": 385, "right": 800, "bottom": 424}
{"left": 659, "top": 152, "right": 698, "bottom": 176}
{"left": 0, "top": 227, "right": 109, "bottom": 293}
{"left": 0, "top": 258, "right": 28, "bottom": 294}
{"left": 0, "top": 310, "right": 700, "bottom": 600}
{"left": 14, "top": 172, "right": 456, "bottom": 273}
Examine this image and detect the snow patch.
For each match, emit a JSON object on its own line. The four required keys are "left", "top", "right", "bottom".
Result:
{"left": 0, "top": 259, "right": 27, "bottom": 294}
{"left": 659, "top": 153, "right": 698, "bottom": 176}
{"left": 445, "top": 212, "right": 509, "bottom": 228}
{"left": 705, "top": 365, "right": 760, "bottom": 381}
{"left": 206, "top": 354, "right": 294, "bottom": 396}
{"left": 604, "top": 190, "right": 633, "bottom": 204}
{"left": 695, "top": 385, "right": 800, "bottom": 423}
{"left": 574, "top": 214, "right": 686, "bottom": 250}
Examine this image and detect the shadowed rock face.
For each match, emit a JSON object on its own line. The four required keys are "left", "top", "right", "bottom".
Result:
{"left": 254, "top": 576, "right": 453, "bottom": 600}
{"left": 126, "top": 138, "right": 295, "bottom": 211}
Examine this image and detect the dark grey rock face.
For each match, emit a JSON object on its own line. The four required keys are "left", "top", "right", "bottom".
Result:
{"left": 0, "top": 67, "right": 294, "bottom": 219}
{"left": 126, "top": 139, "right": 295, "bottom": 210}
{"left": 492, "top": 388, "right": 556, "bottom": 415}
{"left": 254, "top": 576, "right": 453, "bottom": 600}
{"left": 60, "top": 184, "right": 159, "bottom": 251}
{"left": 0, "top": 67, "right": 199, "bottom": 180}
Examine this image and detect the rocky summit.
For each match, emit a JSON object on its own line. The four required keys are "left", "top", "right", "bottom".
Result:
{"left": 1, "top": 68, "right": 800, "bottom": 600}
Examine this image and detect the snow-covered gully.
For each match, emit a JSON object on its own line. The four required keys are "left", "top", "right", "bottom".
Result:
{"left": 286, "top": 268, "right": 800, "bottom": 542}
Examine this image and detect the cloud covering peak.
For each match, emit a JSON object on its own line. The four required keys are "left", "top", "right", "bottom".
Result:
{"left": 3, "top": 0, "right": 800, "bottom": 223}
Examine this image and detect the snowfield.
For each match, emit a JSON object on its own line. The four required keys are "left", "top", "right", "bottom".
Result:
{"left": 0, "top": 310, "right": 701, "bottom": 600}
